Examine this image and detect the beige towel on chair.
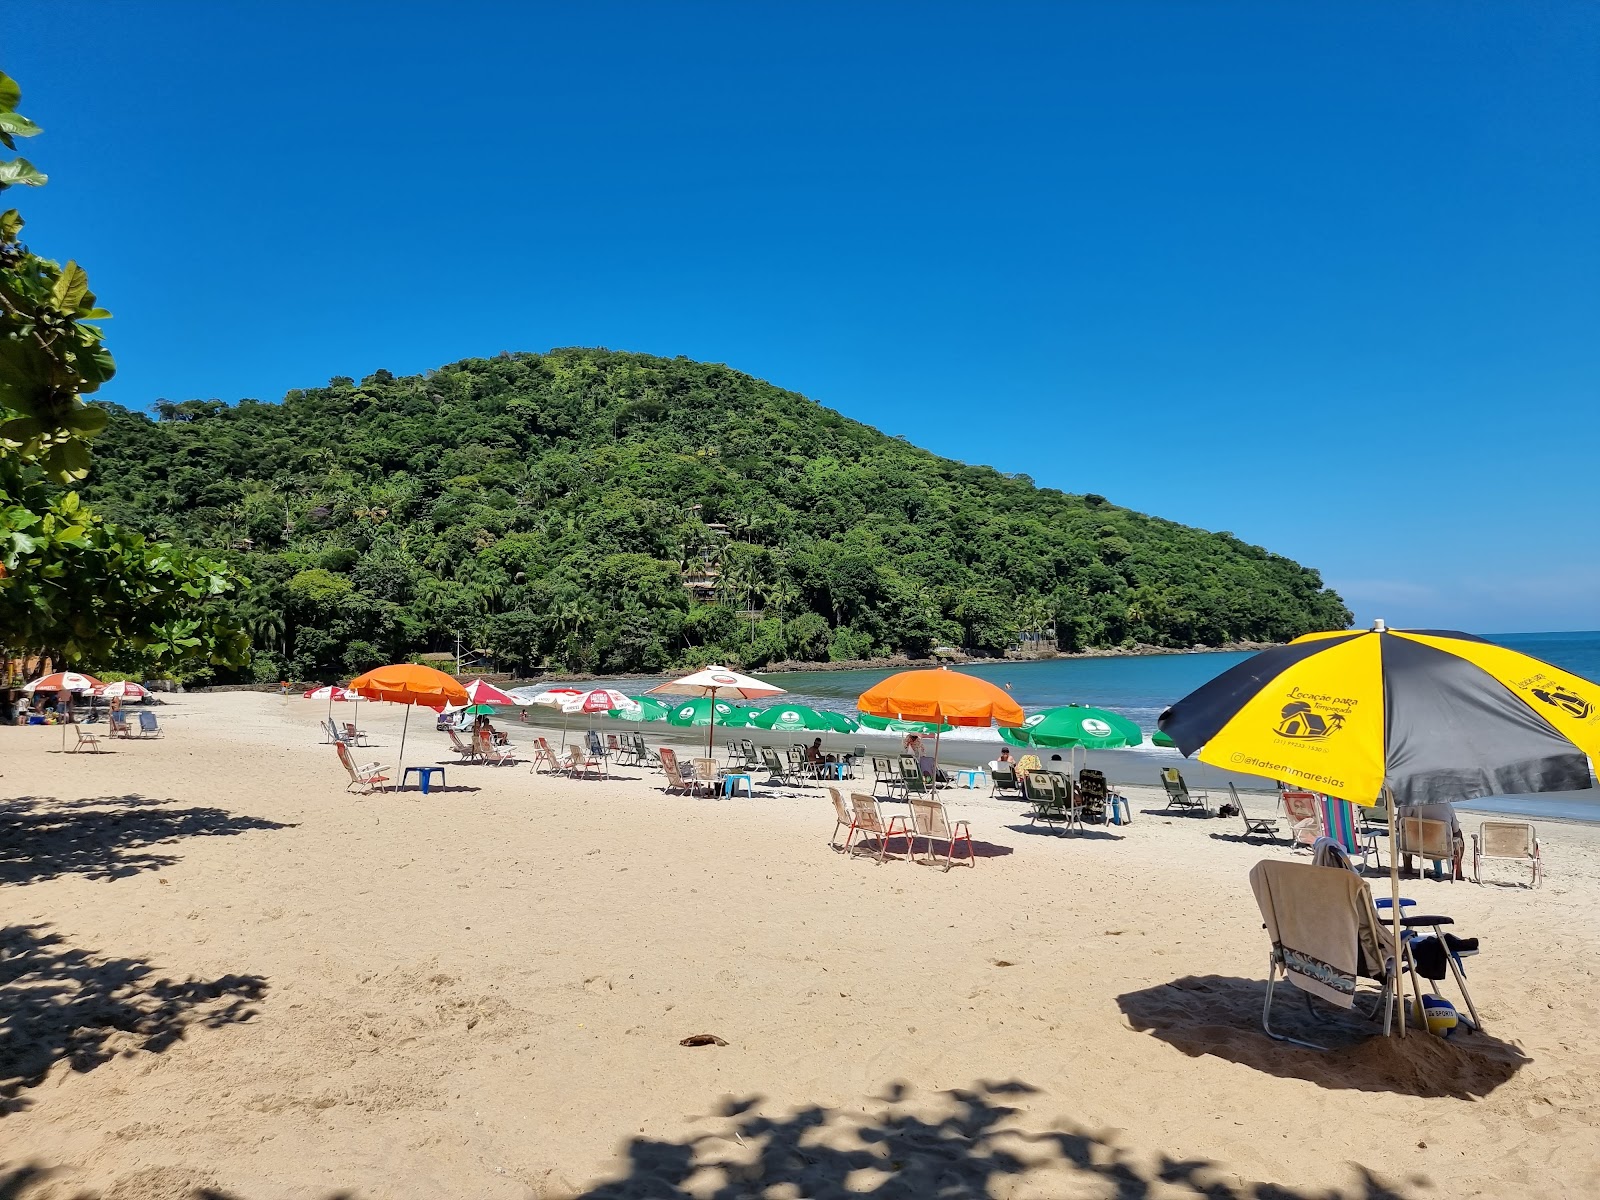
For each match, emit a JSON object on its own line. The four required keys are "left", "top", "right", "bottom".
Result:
{"left": 1250, "top": 860, "right": 1390, "bottom": 1009}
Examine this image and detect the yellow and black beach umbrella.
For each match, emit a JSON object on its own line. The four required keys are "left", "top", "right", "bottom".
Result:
{"left": 1159, "top": 621, "right": 1600, "bottom": 807}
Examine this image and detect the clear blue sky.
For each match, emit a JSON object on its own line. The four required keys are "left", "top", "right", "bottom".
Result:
{"left": 10, "top": 2, "right": 1599, "bottom": 633}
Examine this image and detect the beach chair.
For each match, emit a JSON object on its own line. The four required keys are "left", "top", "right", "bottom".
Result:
{"left": 71, "top": 727, "right": 103, "bottom": 753}
{"left": 632, "top": 733, "right": 656, "bottom": 768}
{"left": 871, "top": 756, "right": 901, "bottom": 799}
{"left": 1229, "top": 783, "right": 1282, "bottom": 842}
{"left": 659, "top": 747, "right": 694, "bottom": 794}
{"left": 1249, "top": 859, "right": 1417, "bottom": 1046}
{"left": 585, "top": 729, "right": 607, "bottom": 762}
{"left": 323, "top": 717, "right": 351, "bottom": 745}
{"left": 1473, "top": 820, "right": 1542, "bottom": 887}
{"left": 108, "top": 712, "right": 131, "bottom": 738}
{"left": 528, "top": 735, "right": 560, "bottom": 774}
{"left": 564, "top": 743, "right": 606, "bottom": 779}
{"left": 990, "top": 764, "right": 1022, "bottom": 798}
{"left": 446, "top": 727, "right": 479, "bottom": 761}
{"left": 342, "top": 722, "right": 370, "bottom": 747}
{"left": 1159, "top": 767, "right": 1209, "bottom": 814}
{"left": 1398, "top": 815, "right": 1459, "bottom": 882}
{"left": 1076, "top": 768, "right": 1108, "bottom": 822}
{"left": 477, "top": 730, "right": 517, "bottom": 766}
{"left": 1047, "top": 772, "right": 1084, "bottom": 831}
{"left": 1280, "top": 790, "right": 1322, "bottom": 850}
{"left": 759, "top": 746, "right": 795, "bottom": 786}
{"left": 898, "top": 755, "right": 933, "bottom": 799}
{"left": 827, "top": 786, "right": 859, "bottom": 852}
{"left": 693, "top": 757, "right": 724, "bottom": 796}
{"left": 1024, "top": 771, "right": 1071, "bottom": 833}
{"left": 847, "top": 793, "right": 911, "bottom": 864}
{"left": 335, "top": 742, "right": 390, "bottom": 793}
{"left": 1318, "top": 794, "right": 1378, "bottom": 871}
{"left": 607, "top": 733, "right": 627, "bottom": 762}
{"left": 136, "top": 711, "right": 162, "bottom": 738}
{"left": 907, "top": 797, "right": 975, "bottom": 871}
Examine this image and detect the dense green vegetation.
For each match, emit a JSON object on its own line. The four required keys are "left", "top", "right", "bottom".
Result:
{"left": 80, "top": 349, "right": 1351, "bottom": 682}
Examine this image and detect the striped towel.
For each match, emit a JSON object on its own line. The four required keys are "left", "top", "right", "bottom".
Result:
{"left": 1318, "top": 794, "right": 1361, "bottom": 853}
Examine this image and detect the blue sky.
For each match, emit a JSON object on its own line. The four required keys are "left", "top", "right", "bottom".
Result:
{"left": 9, "top": 2, "right": 1598, "bottom": 633}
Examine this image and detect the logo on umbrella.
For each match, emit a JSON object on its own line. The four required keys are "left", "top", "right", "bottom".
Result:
{"left": 679, "top": 706, "right": 695, "bottom": 718}
{"left": 1080, "top": 718, "right": 1112, "bottom": 737}
{"left": 1531, "top": 685, "right": 1592, "bottom": 720}
{"left": 1275, "top": 701, "right": 1346, "bottom": 740}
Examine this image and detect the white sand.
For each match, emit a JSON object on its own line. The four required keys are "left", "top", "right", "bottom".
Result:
{"left": 2, "top": 690, "right": 1598, "bottom": 1199}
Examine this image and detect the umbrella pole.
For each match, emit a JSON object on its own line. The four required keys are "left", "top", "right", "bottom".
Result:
{"left": 1386, "top": 786, "right": 1407, "bottom": 1037}
{"left": 706, "top": 687, "right": 717, "bottom": 758}
{"left": 394, "top": 705, "right": 410, "bottom": 793}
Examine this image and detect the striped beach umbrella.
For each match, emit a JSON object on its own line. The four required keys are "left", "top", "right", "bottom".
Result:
{"left": 1160, "top": 620, "right": 1600, "bottom": 1037}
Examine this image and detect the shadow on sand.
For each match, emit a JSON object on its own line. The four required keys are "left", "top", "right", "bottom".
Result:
{"left": 1118, "top": 974, "right": 1529, "bottom": 1100}
{"left": 0, "top": 794, "right": 293, "bottom": 887}
{"left": 571, "top": 1078, "right": 1417, "bottom": 1199}
{"left": 0, "top": 924, "right": 266, "bottom": 1112}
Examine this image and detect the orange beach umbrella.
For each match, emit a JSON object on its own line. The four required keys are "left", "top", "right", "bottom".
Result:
{"left": 348, "top": 664, "right": 469, "bottom": 790}
{"left": 858, "top": 667, "right": 1025, "bottom": 786}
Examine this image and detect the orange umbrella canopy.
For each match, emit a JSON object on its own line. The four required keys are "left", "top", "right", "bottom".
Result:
{"left": 857, "top": 667, "right": 1025, "bottom": 728}
{"left": 348, "top": 663, "right": 469, "bottom": 709}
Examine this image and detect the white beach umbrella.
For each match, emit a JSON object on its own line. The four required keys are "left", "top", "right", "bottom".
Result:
{"left": 646, "top": 664, "right": 784, "bottom": 755}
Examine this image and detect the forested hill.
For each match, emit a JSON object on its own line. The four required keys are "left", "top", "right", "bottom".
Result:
{"left": 81, "top": 349, "right": 1351, "bottom": 682}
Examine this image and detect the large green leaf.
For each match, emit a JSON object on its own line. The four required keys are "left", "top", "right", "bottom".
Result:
{"left": 0, "top": 73, "right": 20, "bottom": 113}
{"left": 0, "top": 157, "right": 46, "bottom": 188}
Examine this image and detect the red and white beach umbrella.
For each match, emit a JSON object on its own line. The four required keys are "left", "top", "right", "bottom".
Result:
{"left": 647, "top": 664, "right": 785, "bottom": 754}
{"left": 22, "top": 671, "right": 102, "bottom": 694}
{"left": 461, "top": 678, "right": 516, "bottom": 706}
{"left": 94, "top": 680, "right": 149, "bottom": 701}
{"left": 303, "top": 685, "right": 348, "bottom": 701}
{"left": 558, "top": 688, "right": 638, "bottom": 715}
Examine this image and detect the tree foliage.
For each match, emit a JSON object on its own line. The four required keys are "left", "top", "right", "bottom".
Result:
{"left": 80, "top": 349, "right": 1350, "bottom": 682}
{"left": 0, "top": 71, "right": 247, "bottom": 678}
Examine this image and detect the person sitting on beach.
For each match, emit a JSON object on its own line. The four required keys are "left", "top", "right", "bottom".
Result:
{"left": 472, "top": 713, "right": 508, "bottom": 746}
{"left": 988, "top": 747, "right": 1014, "bottom": 773}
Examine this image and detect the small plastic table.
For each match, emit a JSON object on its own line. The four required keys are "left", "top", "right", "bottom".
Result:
{"left": 956, "top": 769, "right": 986, "bottom": 790}
{"left": 402, "top": 765, "right": 446, "bottom": 794}
{"left": 723, "top": 772, "right": 754, "bottom": 798}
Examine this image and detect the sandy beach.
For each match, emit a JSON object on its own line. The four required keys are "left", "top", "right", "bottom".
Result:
{"left": 3, "top": 691, "right": 1598, "bottom": 1199}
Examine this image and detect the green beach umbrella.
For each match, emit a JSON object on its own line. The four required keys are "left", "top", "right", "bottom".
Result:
{"left": 1003, "top": 704, "right": 1144, "bottom": 749}
{"left": 609, "top": 694, "right": 670, "bottom": 721}
{"left": 462, "top": 703, "right": 498, "bottom": 716}
{"left": 858, "top": 712, "right": 954, "bottom": 735}
{"left": 749, "top": 705, "right": 860, "bottom": 733}
{"left": 665, "top": 698, "right": 757, "bottom": 728}
{"left": 1151, "top": 730, "right": 1177, "bottom": 748}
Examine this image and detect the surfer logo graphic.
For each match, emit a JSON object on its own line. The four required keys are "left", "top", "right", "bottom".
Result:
{"left": 1275, "top": 701, "right": 1346, "bottom": 740}
{"left": 1530, "top": 685, "right": 1593, "bottom": 720}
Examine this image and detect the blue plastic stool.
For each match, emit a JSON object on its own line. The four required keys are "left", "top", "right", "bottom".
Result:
{"left": 723, "top": 773, "right": 753, "bottom": 797}
{"left": 402, "top": 765, "right": 446, "bottom": 794}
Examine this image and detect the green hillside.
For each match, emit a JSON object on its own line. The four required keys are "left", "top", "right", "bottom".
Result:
{"left": 80, "top": 349, "right": 1351, "bottom": 681}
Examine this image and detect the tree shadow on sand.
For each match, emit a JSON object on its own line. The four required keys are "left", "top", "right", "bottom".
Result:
{"left": 574, "top": 1079, "right": 1417, "bottom": 1199}
{"left": 0, "top": 923, "right": 266, "bottom": 1113}
{"left": 1118, "top": 975, "right": 1529, "bottom": 1100}
{"left": 0, "top": 794, "right": 293, "bottom": 886}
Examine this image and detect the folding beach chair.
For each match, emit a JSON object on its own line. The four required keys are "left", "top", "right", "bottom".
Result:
{"left": 566, "top": 743, "right": 606, "bottom": 779}
{"left": 990, "top": 763, "right": 1022, "bottom": 798}
{"left": 632, "top": 733, "right": 655, "bottom": 768}
{"left": 898, "top": 755, "right": 933, "bottom": 799}
{"left": 335, "top": 742, "right": 390, "bottom": 793}
{"left": 827, "top": 786, "right": 858, "bottom": 851}
{"left": 526, "top": 735, "right": 560, "bottom": 774}
{"left": 907, "top": 797, "right": 974, "bottom": 871}
{"left": 1473, "top": 820, "right": 1542, "bottom": 887}
{"left": 1249, "top": 859, "right": 1418, "bottom": 1046}
{"left": 693, "top": 757, "right": 724, "bottom": 797}
{"left": 759, "top": 746, "right": 795, "bottom": 786}
{"left": 71, "top": 727, "right": 103, "bottom": 753}
{"left": 871, "top": 756, "right": 901, "bottom": 799}
{"left": 1024, "top": 771, "right": 1070, "bottom": 833}
{"left": 658, "top": 747, "right": 693, "bottom": 794}
{"left": 447, "top": 727, "right": 479, "bottom": 761}
{"left": 108, "top": 712, "right": 131, "bottom": 738}
{"left": 847, "top": 793, "right": 911, "bottom": 864}
{"left": 1046, "top": 772, "right": 1083, "bottom": 831}
{"left": 1229, "top": 783, "right": 1282, "bottom": 842}
{"left": 342, "top": 722, "right": 370, "bottom": 747}
{"left": 1318, "top": 794, "right": 1378, "bottom": 871}
{"left": 477, "top": 730, "right": 517, "bottom": 766}
{"left": 1398, "top": 814, "right": 1460, "bottom": 882}
{"left": 136, "top": 711, "right": 162, "bottom": 738}
{"left": 1280, "top": 790, "right": 1322, "bottom": 850}
{"left": 1159, "top": 767, "right": 1210, "bottom": 814}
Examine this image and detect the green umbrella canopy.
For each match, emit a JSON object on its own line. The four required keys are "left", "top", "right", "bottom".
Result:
{"left": 462, "top": 703, "right": 498, "bottom": 716}
{"left": 858, "top": 712, "right": 954, "bottom": 735}
{"left": 609, "top": 695, "right": 670, "bottom": 721}
{"left": 1151, "top": 730, "right": 1177, "bottom": 748}
{"left": 749, "top": 705, "right": 860, "bottom": 733}
{"left": 1004, "top": 704, "right": 1144, "bottom": 749}
{"left": 665, "top": 698, "right": 758, "bottom": 728}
